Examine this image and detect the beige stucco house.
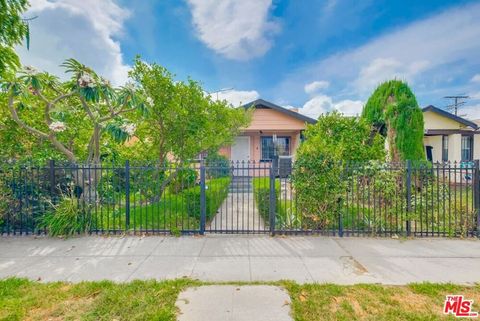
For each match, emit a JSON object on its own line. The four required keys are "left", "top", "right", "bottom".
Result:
{"left": 423, "top": 105, "right": 479, "bottom": 163}
{"left": 219, "top": 99, "right": 316, "bottom": 162}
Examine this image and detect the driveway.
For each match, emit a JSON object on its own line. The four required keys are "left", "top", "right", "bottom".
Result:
{"left": 1, "top": 235, "right": 479, "bottom": 284}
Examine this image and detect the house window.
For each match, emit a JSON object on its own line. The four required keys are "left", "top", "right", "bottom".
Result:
{"left": 261, "top": 136, "right": 290, "bottom": 161}
{"left": 442, "top": 135, "right": 448, "bottom": 162}
{"left": 461, "top": 135, "right": 473, "bottom": 161}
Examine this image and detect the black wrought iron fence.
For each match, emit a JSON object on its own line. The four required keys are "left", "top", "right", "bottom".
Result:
{"left": 0, "top": 160, "right": 478, "bottom": 237}
{"left": 275, "top": 160, "right": 479, "bottom": 237}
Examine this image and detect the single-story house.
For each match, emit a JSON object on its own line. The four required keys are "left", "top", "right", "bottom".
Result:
{"left": 219, "top": 99, "right": 316, "bottom": 163}
{"left": 423, "top": 105, "right": 480, "bottom": 163}
{"left": 218, "top": 99, "right": 479, "bottom": 164}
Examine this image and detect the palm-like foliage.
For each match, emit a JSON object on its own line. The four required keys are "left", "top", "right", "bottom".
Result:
{"left": 4, "top": 59, "right": 144, "bottom": 164}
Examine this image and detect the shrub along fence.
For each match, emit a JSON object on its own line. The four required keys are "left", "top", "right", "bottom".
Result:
{"left": 277, "top": 160, "right": 479, "bottom": 238}
{"left": 0, "top": 160, "right": 479, "bottom": 237}
{"left": 0, "top": 161, "right": 231, "bottom": 236}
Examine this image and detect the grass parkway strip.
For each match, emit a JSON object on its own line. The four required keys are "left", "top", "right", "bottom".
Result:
{"left": 1, "top": 278, "right": 480, "bottom": 321}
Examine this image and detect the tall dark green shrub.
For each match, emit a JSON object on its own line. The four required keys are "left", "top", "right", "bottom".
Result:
{"left": 362, "top": 80, "right": 425, "bottom": 162}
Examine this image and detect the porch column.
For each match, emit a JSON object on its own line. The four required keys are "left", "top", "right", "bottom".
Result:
{"left": 292, "top": 133, "right": 301, "bottom": 159}
{"left": 448, "top": 134, "right": 462, "bottom": 163}
{"left": 474, "top": 134, "right": 480, "bottom": 160}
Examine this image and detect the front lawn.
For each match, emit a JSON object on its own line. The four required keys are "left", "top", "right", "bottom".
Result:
{"left": 90, "top": 177, "right": 231, "bottom": 233}
{"left": 1, "top": 278, "right": 479, "bottom": 320}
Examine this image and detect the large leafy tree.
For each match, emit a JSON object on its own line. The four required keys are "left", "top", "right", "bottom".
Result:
{"left": 130, "top": 58, "right": 250, "bottom": 164}
{"left": 0, "top": 0, "right": 30, "bottom": 76}
{"left": 3, "top": 59, "right": 145, "bottom": 164}
{"left": 362, "top": 80, "right": 425, "bottom": 162}
{"left": 2, "top": 60, "right": 145, "bottom": 200}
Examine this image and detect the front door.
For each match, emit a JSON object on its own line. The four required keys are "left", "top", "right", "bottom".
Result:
{"left": 231, "top": 136, "right": 250, "bottom": 163}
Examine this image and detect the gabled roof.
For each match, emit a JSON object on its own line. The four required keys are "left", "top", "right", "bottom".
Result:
{"left": 242, "top": 99, "right": 317, "bottom": 124}
{"left": 422, "top": 105, "right": 478, "bottom": 130}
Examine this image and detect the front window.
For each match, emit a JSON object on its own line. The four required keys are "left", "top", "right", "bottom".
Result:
{"left": 261, "top": 136, "right": 290, "bottom": 161}
{"left": 442, "top": 135, "right": 448, "bottom": 162}
{"left": 461, "top": 135, "right": 473, "bottom": 161}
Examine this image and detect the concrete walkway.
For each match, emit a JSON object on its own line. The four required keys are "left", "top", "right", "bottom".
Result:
{"left": 176, "top": 285, "right": 292, "bottom": 321}
{"left": 1, "top": 235, "right": 480, "bottom": 284}
{"left": 208, "top": 193, "right": 265, "bottom": 231}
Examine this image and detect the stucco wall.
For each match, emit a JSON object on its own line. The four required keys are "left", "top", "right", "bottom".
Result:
{"left": 424, "top": 135, "right": 442, "bottom": 162}
{"left": 220, "top": 131, "right": 301, "bottom": 162}
{"left": 474, "top": 135, "right": 480, "bottom": 160}
{"left": 423, "top": 111, "right": 467, "bottom": 130}
{"left": 448, "top": 134, "right": 462, "bottom": 163}
{"left": 219, "top": 107, "right": 309, "bottom": 162}
{"left": 245, "top": 108, "right": 308, "bottom": 131}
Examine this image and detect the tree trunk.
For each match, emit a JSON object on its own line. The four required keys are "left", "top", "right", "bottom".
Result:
{"left": 71, "top": 164, "right": 101, "bottom": 204}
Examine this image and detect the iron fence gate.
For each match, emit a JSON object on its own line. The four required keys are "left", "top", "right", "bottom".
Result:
{"left": 0, "top": 160, "right": 479, "bottom": 237}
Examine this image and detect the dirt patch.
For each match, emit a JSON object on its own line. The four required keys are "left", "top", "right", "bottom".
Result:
{"left": 24, "top": 296, "right": 96, "bottom": 321}
{"left": 391, "top": 290, "right": 441, "bottom": 315}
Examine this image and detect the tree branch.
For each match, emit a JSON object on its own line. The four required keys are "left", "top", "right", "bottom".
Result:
{"left": 8, "top": 93, "right": 49, "bottom": 139}
{"left": 98, "top": 107, "right": 136, "bottom": 123}
{"left": 37, "top": 91, "right": 75, "bottom": 125}
{"left": 8, "top": 91, "right": 77, "bottom": 163}
{"left": 79, "top": 96, "right": 96, "bottom": 121}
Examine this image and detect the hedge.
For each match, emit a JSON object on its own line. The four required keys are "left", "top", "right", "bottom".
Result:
{"left": 252, "top": 177, "right": 280, "bottom": 223}
{"left": 183, "top": 177, "right": 231, "bottom": 220}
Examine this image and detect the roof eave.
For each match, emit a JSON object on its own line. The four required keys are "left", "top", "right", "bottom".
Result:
{"left": 422, "top": 105, "right": 478, "bottom": 130}
{"left": 242, "top": 99, "right": 317, "bottom": 124}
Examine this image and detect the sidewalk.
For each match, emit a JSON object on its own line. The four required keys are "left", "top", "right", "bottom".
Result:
{"left": 1, "top": 235, "right": 479, "bottom": 284}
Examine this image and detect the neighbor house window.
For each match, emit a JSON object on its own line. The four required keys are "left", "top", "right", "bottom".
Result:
{"left": 261, "top": 136, "right": 290, "bottom": 161}
{"left": 442, "top": 135, "right": 448, "bottom": 162}
{"left": 461, "top": 135, "right": 473, "bottom": 161}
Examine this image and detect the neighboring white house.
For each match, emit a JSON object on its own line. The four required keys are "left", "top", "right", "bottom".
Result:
{"left": 423, "top": 105, "right": 480, "bottom": 163}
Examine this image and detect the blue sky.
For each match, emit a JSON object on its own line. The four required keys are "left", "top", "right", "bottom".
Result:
{"left": 18, "top": 0, "right": 480, "bottom": 119}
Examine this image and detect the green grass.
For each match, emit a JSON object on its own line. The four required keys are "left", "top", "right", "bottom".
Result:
{"left": 0, "top": 278, "right": 199, "bottom": 321}
{"left": 2, "top": 278, "right": 479, "bottom": 321}
{"left": 284, "top": 281, "right": 480, "bottom": 321}
{"left": 89, "top": 177, "right": 231, "bottom": 233}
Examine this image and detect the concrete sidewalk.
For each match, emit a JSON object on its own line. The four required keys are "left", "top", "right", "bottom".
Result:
{"left": 1, "top": 235, "right": 480, "bottom": 284}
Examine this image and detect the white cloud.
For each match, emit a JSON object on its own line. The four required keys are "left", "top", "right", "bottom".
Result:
{"left": 470, "top": 91, "right": 480, "bottom": 100}
{"left": 301, "top": 95, "right": 333, "bottom": 117}
{"left": 304, "top": 80, "right": 330, "bottom": 95}
{"left": 300, "top": 94, "right": 363, "bottom": 119}
{"left": 354, "top": 58, "right": 430, "bottom": 93}
{"left": 16, "top": 0, "right": 131, "bottom": 86}
{"left": 215, "top": 89, "right": 260, "bottom": 106}
{"left": 278, "top": 2, "right": 480, "bottom": 100}
{"left": 186, "top": 0, "right": 280, "bottom": 60}
{"left": 333, "top": 99, "right": 364, "bottom": 116}
{"left": 461, "top": 104, "right": 480, "bottom": 120}
{"left": 471, "top": 74, "right": 480, "bottom": 83}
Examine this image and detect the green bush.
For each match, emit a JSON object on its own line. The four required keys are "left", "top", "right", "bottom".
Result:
{"left": 205, "top": 152, "right": 230, "bottom": 178}
{"left": 183, "top": 177, "right": 230, "bottom": 220}
{"left": 293, "top": 154, "right": 344, "bottom": 229}
{"left": 169, "top": 168, "right": 197, "bottom": 194}
{"left": 292, "top": 112, "right": 385, "bottom": 230}
{"left": 41, "top": 197, "right": 89, "bottom": 237}
{"left": 252, "top": 177, "right": 279, "bottom": 223}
